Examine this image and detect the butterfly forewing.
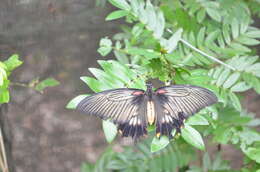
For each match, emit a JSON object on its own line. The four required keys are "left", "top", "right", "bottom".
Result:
{"left": 155, "top": 85, "right": 217, "bottom": 117}
{"left": 77, "top": 88, "right": 148, "bottom": 139}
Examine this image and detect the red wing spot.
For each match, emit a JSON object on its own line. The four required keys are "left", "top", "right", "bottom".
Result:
{"left": 132, "top": 91, "right": 144, "bottom": 96}
{"left": 156, "top": 89, "right": 167, "bottom": 94}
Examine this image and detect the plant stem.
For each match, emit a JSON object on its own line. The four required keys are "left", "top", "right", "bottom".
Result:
{"left": 179, "top": 38, "right": 236, "bottom": 70}
{"left": 166, "top": 29, "right": 236, "bottom": 71}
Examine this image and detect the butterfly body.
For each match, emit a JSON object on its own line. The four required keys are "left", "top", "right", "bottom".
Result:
{"left": 77, "top": 83, "right": 217, "bottom": 140}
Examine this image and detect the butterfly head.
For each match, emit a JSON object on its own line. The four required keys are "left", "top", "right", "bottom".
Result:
{"left": 146, "top": 81, "right": 153, "bottom": 90}
{"left": 145, "top": 81, "right": 153, "bottom": 98}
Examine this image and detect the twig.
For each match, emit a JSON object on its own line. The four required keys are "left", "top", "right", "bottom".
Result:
{"left": 0, "top": 128, "right": 8, "bottom": 172}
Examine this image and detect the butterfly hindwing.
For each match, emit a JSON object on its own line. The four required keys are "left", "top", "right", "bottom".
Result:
{"left": 154, "top": 85, "right": 217, "bottom": 137}
{"left": 77, "top": 88, "right": 148, "bottom": 139}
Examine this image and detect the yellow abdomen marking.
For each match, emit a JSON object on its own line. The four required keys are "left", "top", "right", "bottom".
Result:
{"left": 147, "top": 101, "right": 155, "bottom": 125}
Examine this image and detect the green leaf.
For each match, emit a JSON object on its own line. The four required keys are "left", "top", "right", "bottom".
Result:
{"left": 242, "top": 73, "right": 260, "bottom": 94}
{"left": 102, "top": 120, "right": 117, "bottom": 143}
{"left": 236, "top": 36, "right": 260, "bottom": 46}
{"left": 3, "top": 54, "right": 23, "bottom": 73}
{"left": 228, "top": 91, "right": 241, "bottom": 111}
{"left": 223, "top": 24, "right": 231, "bottom": 45}
{"left": 0, "top": 88, "right": 10, "bottom": 104}
{"left": 229, "top": 43, "right": 251, "bottom": 53}
{"left": 245, "top": 30, "right": 260, "bottom": 38}
{"left": 222, "top": 72, "right": 240, "bottom": 89}
{"left": 197, "top": 9, "right": 206, "bottom": 23}
{"left": 206, "top": 8, "right": 221, "bottom": 22}
{"left": 35, "top": 78, "right": 60, "bottom": 92}
{"left": 80, "top": 76, "right": 111, "bottom": 92}
{"left": 106, "top": 10, "right": 128, "bottom": 21}
{"left": 186, "top": 114, "right": 209, "bottom": 125}
{"left": 66, "top": 94, "right": 89, "bottom": 109}
{"left": 216, "top": 69, "right": 231, "bottom": 87}
{"left": 89, "top": 68, "right": 123, "bottom": 88}
{"left": 145, "top": 0, "right": 157, "bottom": 31}
{"left": 0, "top": 62, "right": 7, "bottom": 86}
{"left": 205, "top": 30, "right": 220, "bottom": 47}
{"left": 242, "top": 147, "right": 260, "bottom": 163}
{"left": 181, "top": 125, "right": 205, "bottom": 150}
{"left": 197, "top": 27, "right": 206, "bottom": 48}
{"left": 231, "top": 19, "right": 239, "bottom": 39}
{"left": 127, "top": 48, "right": 160, "bottom": 59}
{"left": 97, "top": 37, "right": 113, "bottom": 56}
{"left": 230, "top": 82, "right": 251, "bottom": 92}
{"left": 108, "top": 0, "right": 131, "bottom": 11}
{"left": 151, "top": 136, "right": 169, "bottom": 153}
{"left": 165, "top": 28, "right": 183, "bottom": 53}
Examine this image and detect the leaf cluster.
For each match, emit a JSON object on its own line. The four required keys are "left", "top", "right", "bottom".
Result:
{"left": 69, "top": 0, "right": 260, "bottom": 171}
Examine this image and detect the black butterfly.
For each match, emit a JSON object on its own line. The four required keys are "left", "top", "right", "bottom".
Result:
{"left": 77, "top": 82, "right": 217, "bottom": 140}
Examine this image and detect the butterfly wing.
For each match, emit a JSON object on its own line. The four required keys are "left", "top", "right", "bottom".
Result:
{"left": 154, "top": 85, "right": 217, "bottom": 137}
{"left": 77, "top": 88, "right": 148, "bottom": 139}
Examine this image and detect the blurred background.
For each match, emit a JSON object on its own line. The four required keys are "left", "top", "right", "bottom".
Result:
{"left": 1, "top": 0, "right": 118, "bottom": 171}
{"left": 0, "top": 0, "right": 259, "bottom": 171}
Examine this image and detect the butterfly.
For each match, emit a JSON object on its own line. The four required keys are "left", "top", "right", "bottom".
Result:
{"left": 77, "top": 82, "right": 217, "bottom": 140}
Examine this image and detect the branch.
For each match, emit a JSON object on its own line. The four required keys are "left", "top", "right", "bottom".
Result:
{"left": 167, "top": 29, "right": 236, "bottom": 71}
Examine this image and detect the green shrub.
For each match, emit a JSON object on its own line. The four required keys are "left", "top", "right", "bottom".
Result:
{"left": 68, "top": 0, "right": 260, "bottom": 171}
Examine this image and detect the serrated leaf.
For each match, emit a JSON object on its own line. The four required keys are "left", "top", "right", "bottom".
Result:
{"left": 106, "top": 10, "right": 128, "bottom": 21}
{"left": 35, "top": 78, "right": 60, "bottom": 92}
{"left": 223, "top": 72, "right": 240, "bottom": 89}
{"left": 102, "top": 120, "right": 117, "bottom": 143}
{"left": 230, "top": 82, "right": 251, "bottom": 92}
{"left": 108, "top": 0, "right": 131, "bottom": 11}
{"left": 229, "top": 91, "right": 241, "bottom": 111}
{"left": 66, "top": 94, "right": 89, "bottom": 109}
{"left": 151, "top": 136, "right": 169, "bottom": 153}
{"left": 186, "top": 114, "right": 209, "bottom": 125}
{"left": 181, "top": 125, "right": 205, "bottom": 150}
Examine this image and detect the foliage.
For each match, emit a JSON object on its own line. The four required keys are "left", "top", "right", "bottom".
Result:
{"left": 0, "top": 54, "right": 22, "bottom": 104}
{"left": 69, "top": 0, "right": 260, "bottom": 171}
{"left": 0, "top": 54, "right": 60, "bottom": 104}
